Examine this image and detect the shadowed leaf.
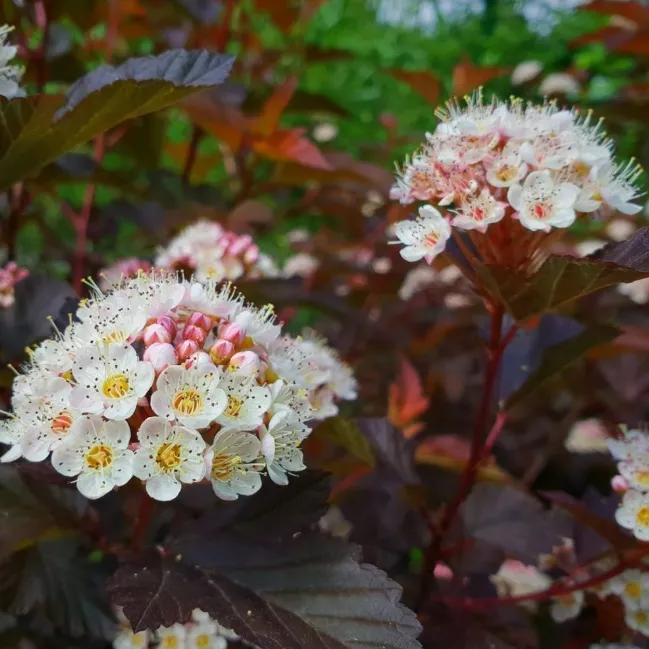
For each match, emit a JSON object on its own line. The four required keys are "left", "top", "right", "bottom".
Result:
{"left": 313, "top": 417, "right": 376, "bottom": 467}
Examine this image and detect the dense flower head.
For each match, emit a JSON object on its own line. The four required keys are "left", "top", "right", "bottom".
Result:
{"left": 390, "top": 93, "right": 643, "bottom": 272}
{"left": 0, "top": 261, "right": 29, "bottom": 308}
{"left": 155, "top": 220, "right": 279, "bottom": 282}
{"left": 113, "top": 608, "right": 238, "bottom": 649}
{"left": 0, "top": 271, "right": 356, "bottom": 501}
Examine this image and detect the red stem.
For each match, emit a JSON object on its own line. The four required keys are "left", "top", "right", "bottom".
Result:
{"left": 131, "top": 491, "right": 155, "bottom": 551}
{"left": 439, "top": 547, "right": 649, "bottom": 611}
{"left": 182, "top": 126, "right": 204, "bottom": 184}
{"left": 215, "top": 0, "right": 236, "bottom": 51}
{"left": 33, "top": 0, "right": 49, "bottom": 92}
{"left": 71, "top": 1, "right": 119, "bottom": 295}
{"left": 5, "top": 184, "right": 28, "bottom": 261}
{"left": 417, "top": 304, "right": 510, "bottom": 611}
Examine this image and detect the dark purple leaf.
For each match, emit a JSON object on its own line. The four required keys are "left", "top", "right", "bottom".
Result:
{"left": 461, "top": 484, "right": 571, "bottom": 563}
{"left": 109, "top": 471, "right": 422, "bottom": 648}
{"left": 592, "top": 227, "right": 649, "bottom": 270}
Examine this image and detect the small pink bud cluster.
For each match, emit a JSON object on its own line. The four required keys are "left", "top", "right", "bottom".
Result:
{"left": 155, "top": 220, "right": 278, "bottom": 282}
{"left": 0, "top": 261, "right": 29, "bottom": 308}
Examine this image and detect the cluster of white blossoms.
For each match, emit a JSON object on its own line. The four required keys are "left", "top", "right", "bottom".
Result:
{"left": 0, "top": 272, "right": 356, "bottom": 501}
{"left": 155, "top": 221, "right": 278, "bottom": 282}
{"left": 608, "top": 428, "right": 649, "bottom": 541}
{"left": 115, "top": 608, "right": 239, "bottom": 649}
{"left": 390, "top": 93, "right": 642, "bottom": 266}
{"left": 0, "top": 25, "right": 22, "bottom": 99}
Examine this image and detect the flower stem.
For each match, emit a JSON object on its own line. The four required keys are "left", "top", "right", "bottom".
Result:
{"left": 132, "top": 491, "right": 154, "bottom": 551}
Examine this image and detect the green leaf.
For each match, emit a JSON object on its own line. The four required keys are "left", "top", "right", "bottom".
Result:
{"left": 0, "top": 49, "right": 234, "bottom": 190}
{"left": 506, "top": 324, "right": 620, "bottom": 408}
{"left": 313, "top": 416, "right": 376, "bottom": 467}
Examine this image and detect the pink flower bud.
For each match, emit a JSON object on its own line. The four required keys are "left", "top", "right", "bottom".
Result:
{"left": 144, "top": 342, "right": 177, "bottom": 373}
{"left": 182, "top": 324, "right": 207, "bottom": 346}
{"left": 188, "top": 311, "right": 213, "bottom": 332}
{"left": 218, "top": 321, "right": 245, "bottom": 345}
{"left": 228, "top": 350, "right": 260, "bottom": 376}
{"left": 243, "top": 244, "right": 260, "bottom": 264}
{"left": 176, "top": 339, "right": 199, "bottom": 362}
{"left": 143, "top": 323, "right": 171, "bottom": 347}
{"left": 157, "top": 315, "right": 177, "bottom": 340}
{"left": 209, "top": 338, "right": 235, "bottom": 364}
{"left": 612, "top": 475, "right": 629, "bottom": 494}
{"left": 433, "top": 562, "right": 453, "bottom": 581}
{"left": 229, "top": 234, "right": 253, "bottom": 256}
{"left": 183, "top": 351, "right": 212, "bottom": 370}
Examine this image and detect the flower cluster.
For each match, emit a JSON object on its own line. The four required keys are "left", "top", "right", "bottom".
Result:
{"left": 155, "top": 220, "right": 278, "bottom": 282}
{"left": 0, "top": 272, "right": 356, "bottom": 501}
{"left": 0, "top": 261, "right": 29, "bottom": 308}
{"left": 390, "top": 93, "right": 643, "bottom": 271}
{"left": 0, "top": 25, "right": 22, "bottom": 99}
{"left": 114, "top": 608, "right": 238, "bottom": 649}
{"left": 609, "top": 428, "right": 649, "bottom": 541}
{"left": 100, "top": 258, "right": 152, "bottom": 291}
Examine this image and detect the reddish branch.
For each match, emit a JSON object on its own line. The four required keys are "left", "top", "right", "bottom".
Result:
{"left": 417, "top": 305, "right": 518, "bottom": 611}
{"left": 71, "top": 0, "right": 120, "bottom": 295}
{"left": 131, "top": 491, "right": 155, "bottom": 552}
{"left": 182, "top": 126, "right": 204, "bottom": 184}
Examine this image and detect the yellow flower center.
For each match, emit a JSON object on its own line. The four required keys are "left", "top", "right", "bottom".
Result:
{"left": 196, "top": 634, "right": 211, "bottom": 649}
{"left": 155, "top": 442, "right": 182, "bottom": 471}
{"left": 636, "top": 506, "right": 649, "bottom": 527}
{"left": 172, "top": 389, "right": 203, "bottom": 416}
{"left": 102, "top": 373, "right": 130, "bottom": 399}
{"left": 626, "top": 581, "right": 642, "bottom": 598}
{"left": 103, "top": 329, "right": 128, "bottom": 344}
{"left": 635, "top": 471, "right": 649, "bottom": 487}
{"left": 225, "top": 395, "right": 243, "bottom": 418}
{"left": 132, "top": 634, "right": 147, "bottom": 648}
{"left": 496, "top": 165, "right": 517, "bottom": 182}
{"left": 211, "top": 454, "right": 241, "bottom": 482}
{"left": 85, "top": 444, "right": 113, "bottom": 470}
{"left": 636, "top": 611, "right": 649, "bottom": 625}
{"left": 162, "top": 637, "right": 179, "bottom": 649}
{"left": 51, "top": 410, "right": 73, "bottom": 436}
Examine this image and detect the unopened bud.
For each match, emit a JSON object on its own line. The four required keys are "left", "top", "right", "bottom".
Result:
{"left": 611, "top": 475, "right": 629, "bottom": 495}
{"left": 182, "top": 324, "right": 207, "bottom": 346}
{"left": 157, "top": 315, "right": 177, "bottom": 340}
{"left": 176, "top": 339, "right": 199, "bottom": 362}
{"left": 209, "top": 338, "right": 235, "bottom": 364}
{"left": 229, "top": 234, "right": 253, "bottom": 256}
{"left": 228, "top": 350, "right": 260, "bottom": 376}
{"left": 143, "top": 323, "right": 171, "bottom": 347}
{"left": 144, "top": 343, "right": 177, "bottom": 373}
{"left": 243, "top": 244, "right": 260, "bottom": 265}
{"left": 188, "top": 311, "right": 213, "bottom": 332}
{"left": 184, "top": 351, "right": 212, "bottom": 371}
{"left": 218, "top": 322, "right": 246, "bottom": 345}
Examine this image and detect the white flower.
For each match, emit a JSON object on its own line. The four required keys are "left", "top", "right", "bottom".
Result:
{"left": 283, "top": 253, "right": 320, "bottom": 278}
{"left": 31, "top": 337, "right": 74, "bottom": 376}
{"left": 206, "top": 429, "right": 264, "bottom": 500}
{"left": 0, "top": 25, "right": 22, "bottom": 99}
{"left": 625, "top": 607, "right": 649, "bottom": 636}
{"left": 309, "top": 386, "right": 338, "bottom": 419}
{"left": 485, "top": 143, "right": 528, "bottom": 188}
{"left": 187, "top": 616, "right": 227, "bottom": 649}
{"left": 113, "top": 609, "right": 149, "bottom": 649}
{"left": 0, "top": 417, "right": 27, "bottom": 462}
{"left": 52, "top": 416, "right": 133, "bottom": 499}
{"left": 70, "top": 344, "right": 154, "bottom": 420}
{"left": 20, "top": 375, "right": 81, "bottom": 462}
{"left": 392, "top": 205, "right": 451, "bottom": 263}
{"left": 215, "top": 373, "right": 271, "bottom": 432}
{"left": 508, "top": 171, "right": 579, "bottom": 232}
{"left": 151, "top": 364, "right": 226, "bottom": 429}
{"left": 233, "top": 304, "right": 281, "bottom": 346}
{"left": 182, "top": 280, "right": 243, "bottom": 319}
{"left": 539, "top": 73, "right": 581, "bottom": 97}
{"left": 156, "top": 624, "right": 187, "bottom": 649}
{"left": 452, "top": 189, "right": 506, "bottom": 232}
{"left": 75, "top": 295, "right": 147, "bottom": 347}
{"left": 610, "top": 569, "right": 649, "bottom": 611}
{"left": 260, "top": 411, "right": 308, "bottom": 485}
{"left": 133, "top": 417, "right": 206, "bottom": 501}
{"left": 510, "top": 60, "right": 543, "bottom": 86}
{"left": 267, "top": 336, "right": 330, "bottom": 388}
{"left": 519, "top": 131, "right": 578, "bottom": 171}
{"left": 619, "top": 277, "right": 649, "bottom": 305}
{"left": 615, "top": 489, "right": 649, "bottom": 541}
{"left": 268, "top": 379, "right": 313, "bottom": 422}
{"left": 619, "top": 459, "right": 649, "bottom": 493}
{"left": 608, "top": 429, "right": 649, "bottom": 460}
{"left": 549, "top": 590, "right": 584, "bottom": 622}
{"left": 591, "top": 161, "right": 643, "bottom": 215}
{"left": 606, "top": 218, "right": 636, "bottom": 242}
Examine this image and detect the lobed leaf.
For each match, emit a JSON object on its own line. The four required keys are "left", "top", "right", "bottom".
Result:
{"left": 0, "top": 49, "right": 234, "bottom": 189}
{"left": 108, "top": 472, "right": 422, "bottom": 649}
